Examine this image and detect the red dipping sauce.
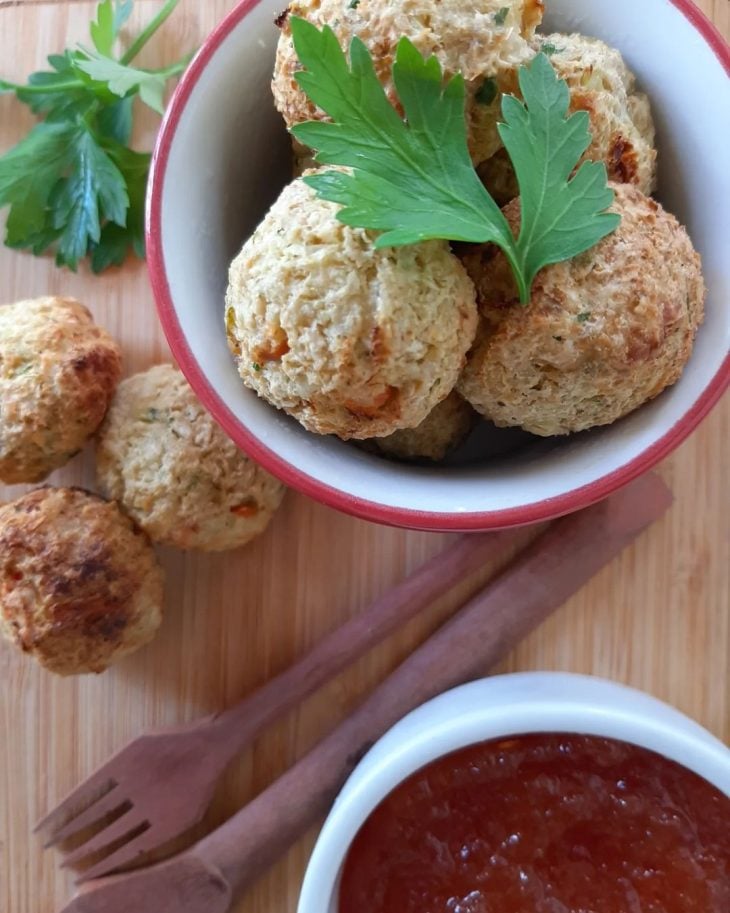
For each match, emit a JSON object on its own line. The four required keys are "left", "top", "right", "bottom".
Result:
{"left": 339, "top": 734, "right": 730, "bottom": 913}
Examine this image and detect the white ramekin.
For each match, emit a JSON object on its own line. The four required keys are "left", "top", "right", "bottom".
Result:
{"left": 297, "top": 673, "right": 730, "bottom": 913}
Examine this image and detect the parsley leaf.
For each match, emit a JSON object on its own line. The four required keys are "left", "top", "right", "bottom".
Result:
{"left": 0, "top": 121, "right": 129, "bottom": 271}
{"left": 0, "top": 123, "right": 73, "bottom": 247}
{"left": 52, "top": 126, "right": 128, "bottom": 269}
{"left": 91, "top": 0, "right": 134, "bottom": 56}
{"left": 9, "top": 53, "right": 93, "bottom": 119}
{"left": 498, "top": 54, "right": 620, "bottom": 292}
{"left": 0, "top": 0, "right": 191, "bottom": 272}
{"left": 91, "top": 144, "right": 149, "bottom": 272}
{"left": 291, "top": 20, "right": 515, "bottom": 253}
{"left": 97, "top": 96, "right": 135, "bottom": 144}
{"left": 91, "top": 0, "right": 117, "bottom": 56}
{"left": 74, "top": 52, "right": 170, "bottom": 115}
{"left": 494, "top": 7, "right": 510, "bottom": 26}
{"left": 290, "top": 19, "right": 620, "bottom": 302}
{"left": 114, "top": 0, "right": 135, "bottom": 34}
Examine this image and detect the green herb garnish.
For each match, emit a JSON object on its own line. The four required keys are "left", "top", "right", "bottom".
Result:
{"left": 475, "top": 76, "right": 498, "bottom": 106}
{"left": 0, "top": 0, "right": 191, "bottom": 272}
{"left": 577, "top": 312, "right": 591, "bottom": 323}
{"left": 494, "top": 7, "right": 510, "bottom": 26}
{"left": 11, "top": 362, "right": 34, "bottom": 377}
{"left": 348, "top": 0, "right": 361, "bottom": 8}
{"left": 290, "top": 19, "right": 620, "bottom": 303}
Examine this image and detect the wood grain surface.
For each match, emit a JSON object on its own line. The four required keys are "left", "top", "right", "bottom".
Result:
{"left": 0, "top": 2, "right": 728, "bottom": 912}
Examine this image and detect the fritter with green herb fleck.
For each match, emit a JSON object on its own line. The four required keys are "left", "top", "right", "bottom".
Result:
{"left": 480, "top": 33, "right": 658, "bottom": 205}
{"left": 96, "top": 365, "right": 285, "bottom": 552}
{"left": 225, "top": 177, "right": 478, "bottom": 440}
{"left": 273, "top": 0, "right": 543, "bottom": 166}
{"left": 458, "top": 184, "right": 705, "bottom": 436}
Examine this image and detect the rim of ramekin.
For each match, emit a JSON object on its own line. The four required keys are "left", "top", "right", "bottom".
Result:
{"left": 147, "top": 0, "right": 730, "bottom": 532}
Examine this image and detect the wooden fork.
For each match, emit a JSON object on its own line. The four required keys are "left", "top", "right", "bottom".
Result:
{"left": 36, "top": 528, "right": 534, "bottom": 882}
{"left": 57, "top": 473, "right": 673, "bottom": 913}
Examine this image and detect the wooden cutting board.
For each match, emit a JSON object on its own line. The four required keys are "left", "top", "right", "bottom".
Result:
{"left": 0, "top": 2, "right": 728, "bottom": 911}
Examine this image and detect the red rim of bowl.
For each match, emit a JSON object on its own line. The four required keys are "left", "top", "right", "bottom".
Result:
{"left": 147, "top": 0, "right": 730, "bottom": 532}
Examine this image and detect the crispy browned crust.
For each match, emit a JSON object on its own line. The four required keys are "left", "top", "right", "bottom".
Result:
{"left": 523, "top": 0, "right": 545, "bottom": 33}
{"left": 458, "top": 184, "right": 706, "bottom": 436}
{"left": 0, "top": 297, "right": 122, "bottom": 484}
{"left": 274, "top": 7, "right": 289, "bottom": 29}
{"left": 0, "top": 487, "right": 164, "bottom": 675}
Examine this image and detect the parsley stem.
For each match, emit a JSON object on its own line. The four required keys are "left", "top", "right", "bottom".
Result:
{"left": 2, "top": 79, "right": 85, "bottom": 94}
{"left": 500, "top": 243, "right": 530, "bottom": 304}
{"left": 154, "top": 56, "right": 194, "bottom": 80}
{"left": 1, "top": 56, "right": 188, "bottom": 98}
{"left": 121, "top": 0, "right": 181, "bottom": 66}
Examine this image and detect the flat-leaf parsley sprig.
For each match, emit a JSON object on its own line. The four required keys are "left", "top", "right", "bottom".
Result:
{"left": 0, "top": 0, "right": 192, "bottom": 273}
{"left": 289, "top": 17, "right": 620, "bottom": 303}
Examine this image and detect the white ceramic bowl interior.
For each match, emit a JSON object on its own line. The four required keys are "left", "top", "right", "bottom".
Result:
{"left": 149, "top": 0, "right": 730, "bottom": 529}
{"left": 296, "top": 672, "right": 730, "bottom": 913}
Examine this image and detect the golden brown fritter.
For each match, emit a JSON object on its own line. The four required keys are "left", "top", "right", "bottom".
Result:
{"left": 458, "top": 184, "right": 706, "bottom": 436}
{"left": 372, "top": 392, "right": 476, "bottom": 462}
{"left": 535, "top": 34, "right": 657, "bottom": 194}
{"left": 0, "top": 487, "right": 164, "bottom": 676}
{"left": 479, "top": 33, "right": 658, "bottom": 204}
{"left": 273, "top": 0, "right": 542, "bottom": 166}
{"left": 97, "top": 365, "right": 285, "bottom": 552}
{"left": 226, "top": 177, "right": 478, "bottom": 440}
{"left": 0, "top": 297, "right": 122, "bottom": 484}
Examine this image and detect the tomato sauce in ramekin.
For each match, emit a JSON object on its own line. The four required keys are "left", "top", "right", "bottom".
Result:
{"left": 339, "top": 734, "right": 730, "bottom": 913}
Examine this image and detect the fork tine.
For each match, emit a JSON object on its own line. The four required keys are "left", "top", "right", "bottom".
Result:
{"left": 74, "top": 825, "right": 153, "bottom": 884}
{"left": 35, "top": 774, "right": 117, "bottom": 836}
{"left": 43, "top": 788, "right": 127, "bottom": 848}
{"left": 61, "top": 811, "right": 148, "bottom": 870}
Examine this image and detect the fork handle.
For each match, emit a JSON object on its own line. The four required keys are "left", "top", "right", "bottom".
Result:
{"left": 202, "top": 526, "right": 537, "bottom": 762}
{"left": 193, "top": 473, "right": 672, "bottom": 898}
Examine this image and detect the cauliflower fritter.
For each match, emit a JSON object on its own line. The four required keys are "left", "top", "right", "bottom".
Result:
{"left": 0, "top": 487, "right": 164, "bottom": 676}
{"left": 458, "top": 184, "right": 705, "bottom": 436}
{"left": 97, "top": 365, "right": 285, "bottom": 552}
{"left": 0, "top": 297, "right": 121, "bottom": 484}
{"left": 480, "top": 34, "right": 658, "bottom": 204}
{"left": 534, "top": 34, "right": 657, "bottom": 193}
{"left": 225, "top": 177, "right": 478, "bottom": 440}
{"left": 373, "top": 392, "right": 476, "bottom": 462}
{"left": 273, "top": 0, "right": 543, "bottom": 165}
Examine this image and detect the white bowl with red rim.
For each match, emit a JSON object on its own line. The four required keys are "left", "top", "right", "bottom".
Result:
{"left": 147, "top": 0, "right": 730, "bottom": 532}
{"left": 295, "top": 672, "right": 730, "bottom": 913}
